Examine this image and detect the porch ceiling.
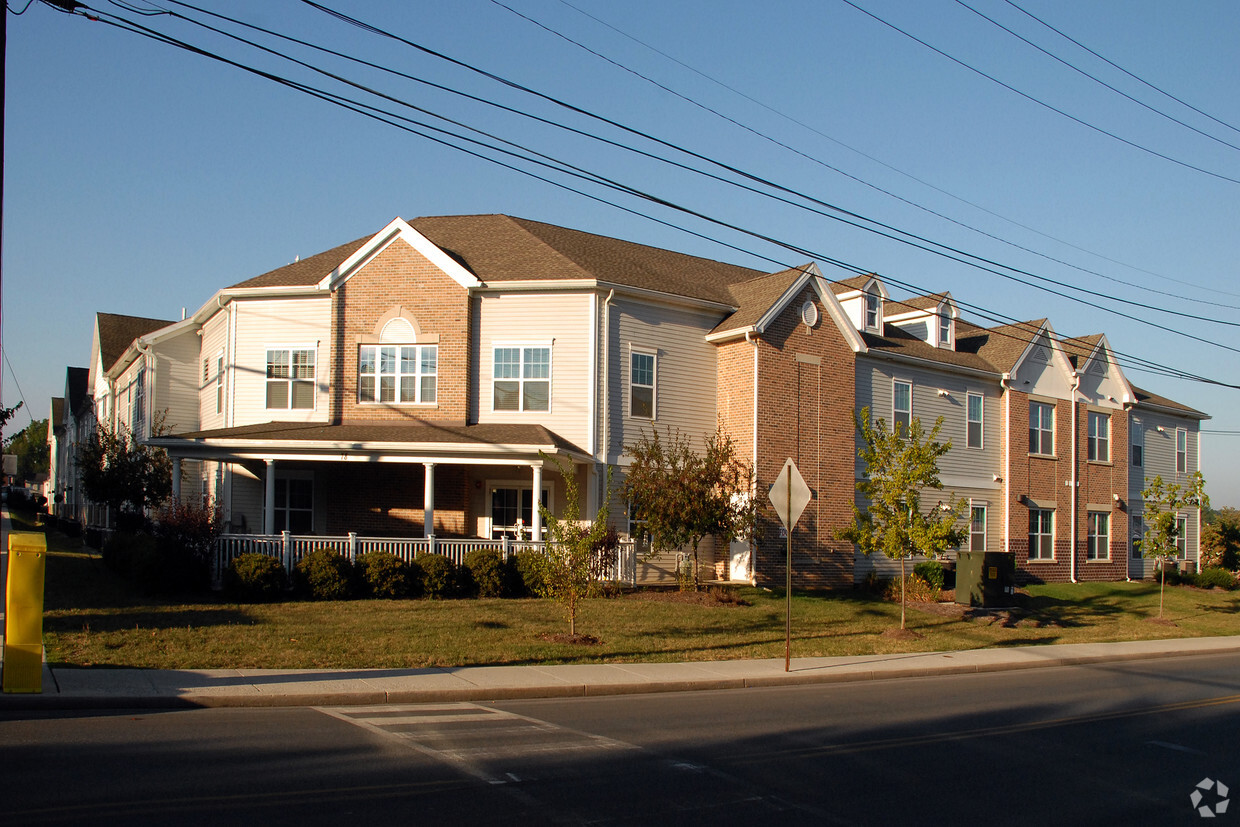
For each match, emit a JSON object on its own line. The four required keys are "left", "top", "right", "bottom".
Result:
{"left": 151, "top": 421, "right": 590, "bottom": 465}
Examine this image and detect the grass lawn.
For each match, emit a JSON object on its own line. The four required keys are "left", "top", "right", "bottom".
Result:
{"left": 12, "top": 514, "right": 1240, "bottom": 670}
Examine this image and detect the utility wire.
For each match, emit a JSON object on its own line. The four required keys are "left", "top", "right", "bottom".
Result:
{"left": 836, "top": 0, "right": 1240, "bottom": 187}
{"left": 44, "top": 1, "right": 1240, "bottom": 389}
{"left": 954, "top": 0, "right": 1240, "bottom": 155}
{"left": 555, "top": 0, "right": 1240, "bottom": 303}
{"left": 1003, "top": 0, "right": 1240, "bottom": 140}
{"left": 492, "top": 0, "right": 1240, "bottom": 315}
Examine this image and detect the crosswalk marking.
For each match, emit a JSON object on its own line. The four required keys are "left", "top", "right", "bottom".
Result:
{"left": 315, "top": 703, "right": 638, "bottom": 784}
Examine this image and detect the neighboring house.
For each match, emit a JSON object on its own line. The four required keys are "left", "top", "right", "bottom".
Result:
{"left": 53, "top": 366, "right": 91, "bottom": 524}
{"left": 46, "top": 396, "right": 64, "bottom": 512}
{"left": 60, "top": 213, "right": 1208, "bottom": 586}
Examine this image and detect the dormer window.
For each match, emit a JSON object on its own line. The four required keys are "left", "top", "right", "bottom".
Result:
{"left": 865, "top": 291, "right": 880, "bottom": 330}
{"left": 938, "top": 312, "right": 951, "bottom": 345}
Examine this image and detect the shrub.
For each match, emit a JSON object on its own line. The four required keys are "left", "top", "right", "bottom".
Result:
{"left": 513, "top": 549, "right": 545, "bottom": 596}
{"left": 913, "top": 560, "right": 945, "bottom": 591}
{"left": 885, "top": 573, "right": 940, "bottom": 603}
{"left": 294, "top": 550, "right": 357, "bottom": 600}
{"left": 357, "top": 551, "right": 414, "bottom": 599}
{"left": 226, "top": 553, "right": 287, "bottom": 601}
{"left": 1195, "top": 567, "right": 1238, "bottom": 590}
{"left": 417, "top": 553, "right": 459, "bottom": 599}
{"left": 463, "top": 548, "right": 512, "bottom": 598}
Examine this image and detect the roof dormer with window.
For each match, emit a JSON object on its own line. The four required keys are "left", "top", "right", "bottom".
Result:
{"left": 883, "top": 292, "right": 957, "bottom": 350}
{"left": 832, "top": 274, "right": 886, "bottom": 336}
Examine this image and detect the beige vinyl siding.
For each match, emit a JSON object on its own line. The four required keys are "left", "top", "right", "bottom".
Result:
{"left": 609, "top": 297, "right": 720, "bottom": 460}
{"left": 852, "top": 488, "right": 995, "bottom": 582}
{"left": 474, "top": 292, "right": 592, "bottom": 448}
{"left": 854, "top": 358, "right": 1002, "bottom": 486}
{"left": 199, "top": 310, "right": 229, "bottom": 430}
{"left": 231, "top": 297, "right": 332, "bottom": 426}
{"left": 151, "top": 329, "right": 201, "bottom": 436}
{"left": 1128, "top": 412, "right": 1201, "bottom": 576}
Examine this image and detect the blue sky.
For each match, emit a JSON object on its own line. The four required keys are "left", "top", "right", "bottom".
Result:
{"left": 4, "top": 0, "right": 1238, "bottom": 503}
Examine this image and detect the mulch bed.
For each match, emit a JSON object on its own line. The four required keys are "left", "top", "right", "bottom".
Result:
{"left": 623, "top": 589, "right": 751, "bottom": 607}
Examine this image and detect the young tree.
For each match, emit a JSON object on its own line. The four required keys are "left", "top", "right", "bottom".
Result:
{"left": 1138, "top": 472, "right": 1209, "bottom": 619}
{"left": 837, "top": 408, "right": 968, "bottom": 630}
{"left": 536, "top": 455, "right": 616, "bottom": 638}
{"left": 4, "top": 418, "right": 50, "bottom": 482}
{"left": 0, "top": 401, "right": 23, "bottom": 432}
{"left": 77, "top": 421, "right": 172, "bottom": 524}
{"left": 622, "top": 426, "right": 756, "bottom": 590}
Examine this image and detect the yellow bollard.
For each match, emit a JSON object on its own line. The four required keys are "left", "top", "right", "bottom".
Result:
{"left": 3, "top": 533, "right": 47, "bottom": 693}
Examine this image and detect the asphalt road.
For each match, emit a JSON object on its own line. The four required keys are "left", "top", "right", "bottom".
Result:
{"left": 2, "top": 652, "right": 1237, "bottom": 825}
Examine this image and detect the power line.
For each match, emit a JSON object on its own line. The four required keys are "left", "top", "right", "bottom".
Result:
{"left": 836, "top": 0, "right": 1240, "bottom": 187}
{"left": 40, "top": 0, "right": 1240, "bottom": 390}
{"left": 954, "top": 0, "right": 1240, "bottom": 155}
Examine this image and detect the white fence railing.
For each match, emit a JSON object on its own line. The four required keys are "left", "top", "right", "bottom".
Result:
{"left": 214, "top": 533, "right": 637, "bottom": 587}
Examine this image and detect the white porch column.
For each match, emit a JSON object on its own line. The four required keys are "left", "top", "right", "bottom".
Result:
{"left": 423, "top": 462, "right": 436, "bottom": 539}
{"left": 264, "top": 459, "right": 276, "bottom": 535}
{"left": 531, "top": 462, "right": 543, "bottom": 541}
{"left": 170, "top": 457, "right": 182, "bottom": 503}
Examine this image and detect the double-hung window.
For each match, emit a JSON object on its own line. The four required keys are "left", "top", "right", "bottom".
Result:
{"left": 216, "top": 354, "right": 225, "bottom": 415}
{"left": 1175, "top": 515, "right": 1188, "bottom": 558}
{"left": 938, "top": 312, "right": 951, "bottom": 346}
{"left": 630, "top": 350, "right": 656, "bottom": 419}
{"left": 1131, "top": 423, "right": 1143, "bottom": 467}
{"left": 970, "top": 505, "right": 986, "bottom": 551}
{"left": 266, "top": 348, "right": 315, "bottom": 410}
{"left": 493, "top": 346, "right": 551, "bottom": 411}
{"left": 1130, "top": 515, "right": 1144, "bottom": 559}
{"left": 893, "top": 380, "right": 911, "bottom": 437}
{"left": 1088, "top": 411, "right": 1109, "bottom": 461}
{"left": 967, "top": 393, "right": 983, "bottom": 449}
{"left": 1029, "top": 401, "right": 1054, "bottom": 455}
{"left": 1176, "top": 428, "right": 1188, "bottom": 474}
{"left": 865, "top": 291, "right": 880, "bottom": 330}
{"left": 358, "top": 345, "right": 437, "bottom": 404}
{"left": 130, "top": 368, "right": 146, "bottom": 434}
{"left": 1087, "top": 512, "right": 1109, "bottom": 560}
{"left": 1028, "top": 508, "right": 1054, "bottom": 560}
{"left": 274, "top": 476, "right": 313, "bottom": 534}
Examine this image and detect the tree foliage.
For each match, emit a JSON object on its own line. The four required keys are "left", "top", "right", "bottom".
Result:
{"left": 837, "top": 407, "right": 968, "bottom": 629}
{"left": 0, "top": 401, "right": 22, "bottom": 433}
{"left": 536, "top": 455, "right": 616, "bottom": 637}
{"left": 622, "top": 426, "right": 755, "bottom": 590}
{"left": 77, "top": 420, "right": 171, "bottom": 520}
{"left": 1201, "top": 510, "right": 1240, "bottom": 572}
{"left": 4, "top": 418, "right": 50, "bottom": 482}
{"left": 1138, "top": 472, "right": 1209, "bottom": 618}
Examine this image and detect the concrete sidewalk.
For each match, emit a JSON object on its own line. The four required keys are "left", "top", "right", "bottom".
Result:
{"left": 2, "top": 636, "right": 1239, "bottom": 710}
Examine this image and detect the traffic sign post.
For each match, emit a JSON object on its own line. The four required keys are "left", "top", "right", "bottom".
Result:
{"left": 768, "top": 458, "right": 811, "bottom": 672}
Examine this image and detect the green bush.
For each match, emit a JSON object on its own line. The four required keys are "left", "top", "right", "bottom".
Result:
{"left": 913, "top": 560, "right": 945, "bottom": 591}
{"left": 513, "top": 549, "right": 545, "bottom": 597}
{"left": 357, "top": 551, "right": 414, "bottom": 599}
{"left": 226, "top": 553, "right": 288, "bottom": 601}
{"left": 293, "top": 550, "right": 357, "bottom": 600}
{"left": 463, "top": 548, "right": 513, "bottom": 598}
{"left": 1195, "top": 567, "right": 1238, "bottom": 590}
{"left": 417, "top": 553, "right": 459, "bottom": 599}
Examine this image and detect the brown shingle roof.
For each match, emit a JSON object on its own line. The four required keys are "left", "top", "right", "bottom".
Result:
{"left": 96, "top": 313, "right": 173, "bottom": 374}
{"left": 1132, "top": 386, "right": 1208, "bottom": 419}
{"left": 972, "top": 319, "right": 1048, "bottom": 373}
{"left": 1060, "top": 334, "right": 1104, "bottom": 370}
{"left": 861, "top": 323, "right": 996, "bottom": 373}
{"left": 710, "top": 265, "right": 811, "bottom": 334}
{"left": 228, "top": 235, "right": 371, "bottom": 289}
{"left": 169, "top": 420, "right": 588, "bottom": 454}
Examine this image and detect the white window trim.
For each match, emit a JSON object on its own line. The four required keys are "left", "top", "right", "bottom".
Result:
{"left": 1175, "top": 514, "right": 1188, "bottom": 559}
{"left": 865, "top": 290, "right": 881, "bottom": 332}
{"left": 130, "top": 367, "right": 146, "bottom": 436}
{"left": 273, "top": 470, "right": 314, "bottom": 534}
{"left": 491, "top": 342, "right": 553, "bottom": 413}
{"left": 358, "top": 343, "right": 439, "bottom": 406}
{"left": 1176, "top": 427, "right": 1188, "bottom": 474}
{"left": 966, "top": 392, "right": 983, "bottom": 449}
{"left": 1029, "top": 400, "right": 1055, "bottom": 457}
{"left": 1130, "top": 513, "right": 1144, "bottom": 559}
{"left": 215, "top": 352, "right": 225, "bottom": 416}
{"left": 937, "top": 307, "right": 953, "bottom": 348}
{"left": 487, "top": 480, "right": 554, "bottom": 539}
{"left": 893, "top": 378, "right": 912, "bottom": 436}
{"left": 969, "top": 501, "right": 987, "bottom": 552}
{"left": 1131, "top": 420, "right": 1143, "bottom": 468}
{"left": 265, "top": 345, "right": 318, "bottom": 411}
{"left": 628, "top": 346, "right": 657, "bottom": 421}
{"left": 1029, "top": 507, "right": 1055, "bottom": 561}
{"left": 1087, "top": 511, "right": 1110, "bottom": 560}
{"left": 1087, "top": 411, "right": 1110, "bottom": 462}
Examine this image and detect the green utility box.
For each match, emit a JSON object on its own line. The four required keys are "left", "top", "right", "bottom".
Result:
{"left": 955, "top": 551, "right": 1015, "bottom": 608}
{"left": 4, "top": 533, "right": 47, "bottom": 693}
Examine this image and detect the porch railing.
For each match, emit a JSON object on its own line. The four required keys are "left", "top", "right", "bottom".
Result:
{"left": 213, "top": 533, "right": 637, "bottom": 587}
